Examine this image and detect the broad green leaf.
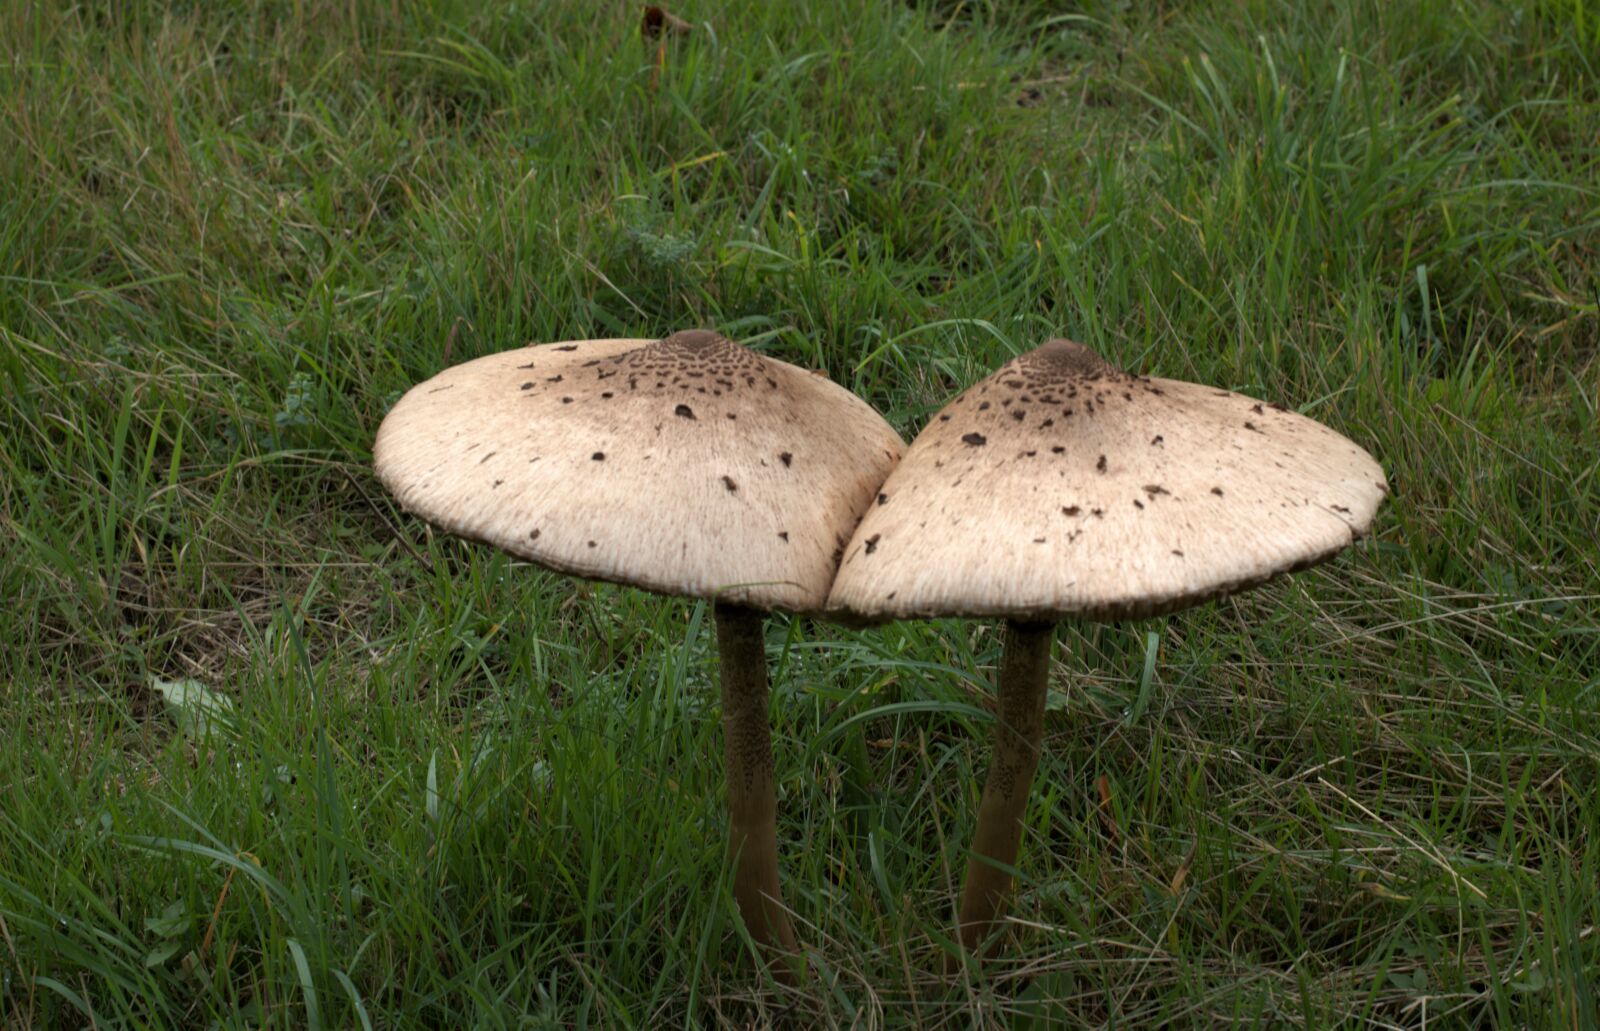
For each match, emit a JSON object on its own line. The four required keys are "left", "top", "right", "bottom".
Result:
{"left": 149, "top": 677, "right": 235, "bottom": 739}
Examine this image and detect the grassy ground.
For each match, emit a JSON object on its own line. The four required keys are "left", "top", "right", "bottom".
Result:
{"left": 2, "top": 0, "right": 1597, "bottom": 1026}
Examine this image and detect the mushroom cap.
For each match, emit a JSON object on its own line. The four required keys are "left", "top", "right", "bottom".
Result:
{"left": 826, "top": 339, "right": 1387, "bottom": 623}
{"left": 374, "top": 331, "right": 905, "bottom": 613}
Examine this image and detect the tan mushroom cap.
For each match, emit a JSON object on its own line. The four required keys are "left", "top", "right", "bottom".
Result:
{"left": 826, "top": 339, "right": 1387, "bottom": 623}
{"left": 374, "top": 331, "right": 905, "bottom": 613}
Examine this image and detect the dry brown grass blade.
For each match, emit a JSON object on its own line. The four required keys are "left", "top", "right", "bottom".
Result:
{"left": 1095, "top": 773, "right": 1120, "bottom": 845}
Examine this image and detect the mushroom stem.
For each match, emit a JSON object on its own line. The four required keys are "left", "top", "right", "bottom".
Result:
{"left": 951, "top": 619, "right": 1053, "bottom": 965}
{"left": 713, "top": 602, "right": 801, "bottom": 968}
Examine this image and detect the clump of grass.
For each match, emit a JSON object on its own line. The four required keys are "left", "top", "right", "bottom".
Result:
{"left": 2, "top": 0, "right": 1596, "bottom": 1026}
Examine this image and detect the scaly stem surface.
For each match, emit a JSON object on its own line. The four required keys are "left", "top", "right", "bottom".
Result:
{"left": 952, "top": 619, "right": 1054, "bottom": 963}
{"left": 713, "top": 603, "right": 800, "bottom": 970}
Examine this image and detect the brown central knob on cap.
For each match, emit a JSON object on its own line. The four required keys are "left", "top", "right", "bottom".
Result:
{"left": 657, "top": 328, "right": 734, "bottom": 355}
{"left": 1022, "top": 338, "right": 1117, "bottom": 380}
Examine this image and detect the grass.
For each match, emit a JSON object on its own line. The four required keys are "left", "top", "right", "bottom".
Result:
{"left": 1, "top": 0, "right": 1597, "bottom": 1026}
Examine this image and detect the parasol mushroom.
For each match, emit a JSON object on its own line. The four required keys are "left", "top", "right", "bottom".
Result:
{"left": 375, "top": 330, "right": 904, "bottom": 969}
{"left": 826, "top": 338, "right": 1386, "bottom": 965}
